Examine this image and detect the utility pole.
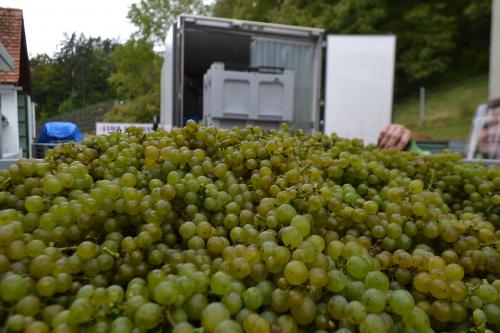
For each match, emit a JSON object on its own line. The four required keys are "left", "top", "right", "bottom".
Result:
{"left": 490, "top": 0, "right": 500, "bottom": 99}
{"left": 419, "top": 87, "right": 425, "bottom": 127}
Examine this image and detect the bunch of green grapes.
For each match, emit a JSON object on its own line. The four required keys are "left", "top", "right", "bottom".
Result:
{"left": 0, "top": 120, "right": 499, "bottom": 332}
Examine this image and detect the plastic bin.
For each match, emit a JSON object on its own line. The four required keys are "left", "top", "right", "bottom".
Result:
{"left": 203, "top": 63, "right": 294, "bottom": 129}
{"left": 31, "top": 143, "right": 57, "bottom": 159}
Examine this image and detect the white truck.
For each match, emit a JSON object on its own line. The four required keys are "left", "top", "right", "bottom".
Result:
{"left": 161, "top": 14, "right": 396, "bottom": 145}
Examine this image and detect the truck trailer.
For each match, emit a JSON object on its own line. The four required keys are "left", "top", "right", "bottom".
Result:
{"left": 161, "top": 14, "right": 396, "bottom": 145}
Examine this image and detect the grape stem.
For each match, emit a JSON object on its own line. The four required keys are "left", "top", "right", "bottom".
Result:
{"left": 0, "top": 177, "right": 11, "bottom": 190}
{"left": 102, "top": 246, "right": 120, "bottom": 258}
{"left": 165, "top": 309, "right": 176, "bottom": 327}
{"left": 300, "top": 162, "right": 312, "bottom": 175}
{"left": 60, "top": 246, "right": 77, "bottom": 253}
{"left": 255, "top": 214, "right": 265, "bottom": 222}
{"left": 427, "top": 169, "right": 436, "bottom": 190}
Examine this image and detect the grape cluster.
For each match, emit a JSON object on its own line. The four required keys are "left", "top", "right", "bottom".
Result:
{"left": 0, "top": 120, "right": 499, "bottom": 332}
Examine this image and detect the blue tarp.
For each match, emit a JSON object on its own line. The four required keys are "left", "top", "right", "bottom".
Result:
{"left": 37, "top": 122, "right": 83, "bottom": 144}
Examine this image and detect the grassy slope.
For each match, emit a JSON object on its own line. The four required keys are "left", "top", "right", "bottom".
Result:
{"left": 393, "top": 75, "right": 489, "bottom": 140}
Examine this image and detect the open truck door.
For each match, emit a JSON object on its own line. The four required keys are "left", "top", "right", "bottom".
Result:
{"left": 323, "top": 35, "right": 396, "bottom": 145}
{"left": 160, "top": 23, "right": 179, "bottom": 130}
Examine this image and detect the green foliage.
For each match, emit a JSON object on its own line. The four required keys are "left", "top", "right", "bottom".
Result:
{"left": 393, "top": 75, "right": 488, "bottom": 140}
{"left": 105, "top": 39, "right": 162, "bottom": 122}
{"left": 265, "top": 1, "right": 334, "bottom": 28}
{"left": 266, "top": 0, "right": 386, "bottom": 33}
{"left": 108, "top": 39, "right": 162, "bottom": 99}
{"left": 214, "top": 0, "right": 386, "bottom": 32}
{"left": 326, "top": 0, "right": 386, "bottom": 33}
{"left": 104, "top": 91, "right": 160, "bottom": 123}
{"left": 30, "top": 54, "right": 68, "bottom": 118}
{"left": 31, "top": 33, "right": 117, "bottom": 118}
{"left": 31, "top": 35, "right": 162, "bottom": 123}
{"left": 387, "top": 2, "right": 457, "bottom": 87}
{"left": 453, "top": 0, "right": 491, "bottom": 73}
{"left": 213, "top": 0, "right": 491, "bottom": 96}
{"left": 213, "top": 0, "right": 279, "bottom": 22}
{"left": 127, "top": 0, "right": 210, "bottom": 46}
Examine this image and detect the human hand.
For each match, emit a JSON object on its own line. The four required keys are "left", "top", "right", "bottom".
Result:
{"left": 378, "top": 124, "right": 411, "bottom": 150}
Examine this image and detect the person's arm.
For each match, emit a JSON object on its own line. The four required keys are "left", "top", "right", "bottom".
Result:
{"left": 378, "top": 124, "right": 411, "bottom": 150}
{"left": 378, "top": 124, "right": 431, "bottom": 156}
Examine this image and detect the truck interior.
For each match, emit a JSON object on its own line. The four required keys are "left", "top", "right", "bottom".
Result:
{"left": 181, "top": 21, "right": 319, "bottom": 129}
{"left": 183, "top": 25, "right": 251, "bottom": 124}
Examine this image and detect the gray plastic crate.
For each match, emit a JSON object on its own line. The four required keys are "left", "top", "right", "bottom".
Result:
{"left": 203, "top": 63, "right": 294, "bottom": 129}
{"left": 32, "top": 143, "right": 57, "bottom": 159}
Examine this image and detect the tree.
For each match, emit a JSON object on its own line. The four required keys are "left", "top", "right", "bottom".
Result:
{"left": 213, "top": 0, "right": 280, "bottom": 22}
{"left": 267, "top": 0, "right": 386, "bottom": 33}
{"left": 127, "top": 0, "right": 210, "bottom": 46}
{"left": 213, "top": 0, "right": 385, "bottom": 32}
{"left": 105, "top": 39, "right": 163, "bottom": 122}
{"left": 381, "top": 1, "right": 457, "bottom": 91}
{"left": 55, "top": 33, "right": 117, "bottom": 112}
{"left": 212, "top": 0, "right": 492, "bottom": 96}
{"left": 30, "top": 54, "right": 67, "bottom": 118}
{"left": 452, "top": 0, "right": 491, "bottom": 73}
{"left": 31, "top": 33, "right": 117, "bottom": 118}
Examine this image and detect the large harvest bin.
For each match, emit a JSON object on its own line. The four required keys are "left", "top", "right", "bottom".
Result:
{"left": 203, "top": 63, "right": 294, "bottom": 129}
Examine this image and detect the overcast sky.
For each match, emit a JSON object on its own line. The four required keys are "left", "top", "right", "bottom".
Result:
{"left": 1, "top": 0, "right": 140, "bottom": 57}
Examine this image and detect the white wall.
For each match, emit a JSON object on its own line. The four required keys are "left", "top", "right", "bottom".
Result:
{"left": 324, "top": 36, "right": 396, "bottom": 145}
{"left": 0, "top": 87, "right": 21, "bottom": 158}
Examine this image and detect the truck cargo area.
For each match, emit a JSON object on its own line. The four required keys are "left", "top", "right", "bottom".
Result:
{"left": 163, "top": 15, "right": 324, "bottom": 131}
{"left": 182, "top": 25, "right": 251, "bottom": 123}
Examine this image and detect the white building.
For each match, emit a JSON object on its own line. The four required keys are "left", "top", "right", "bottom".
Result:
{"left": 0, "top": 7, "right": 35, "bottom": 159}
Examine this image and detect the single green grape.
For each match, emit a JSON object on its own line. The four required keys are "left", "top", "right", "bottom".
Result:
{"left": 0, "top": 273, "right": 28, "bottom": 302}
{"left": 284, "top": 260, "right": 308, "bottom": 285}
{"left": 365, "top": 271, "right": 390, "bottom": 292}
{"left": 389, "top": 289, "right": 415, "bottom": 316}
{"left": 68, "top": 298, "right": 94, "bottom": 324}
{"left": 76, "top": 241, "right": 97, "bottom": 260}
{"left": 346, "top": 256, "right": 370, "bottom": 279}
{"left": 172, "top": 322, "right": 195, "bottom": 333}
{"left": 134, "top": 302, "right": 162, "bottom": 330}
{"left": 243, "top": 287, "right": 264, "bottom": 310}
{"left": 361, "top": 288, "right": 386, "bottom": 313}
{"left": 243, "top": 313, "right": 270, "bottom": 333}
{"left": 276, "top": 204, "right": 297, "bottom": 225}
{"left": 280, "top": 226, "right": 303, "bottom": 249}
{"left": 201, "top": 302, "right": 231, "bottom": 331}
{"left": 290, "top": 215, "right": 310, "bottom": 237}
{"left": 222, "top": 292, "right": 243, "bottom": 315}
{"left": 213, "top": 320, "right": 243, "bottom": 333}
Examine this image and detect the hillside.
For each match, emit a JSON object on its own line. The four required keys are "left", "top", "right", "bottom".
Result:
{"left": 393, "top": 75, "right": 489, "bottom": 140}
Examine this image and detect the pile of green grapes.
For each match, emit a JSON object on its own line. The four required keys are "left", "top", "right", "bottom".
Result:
{"left": 0, "top": 120, "right": 499, "bottom": 333}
